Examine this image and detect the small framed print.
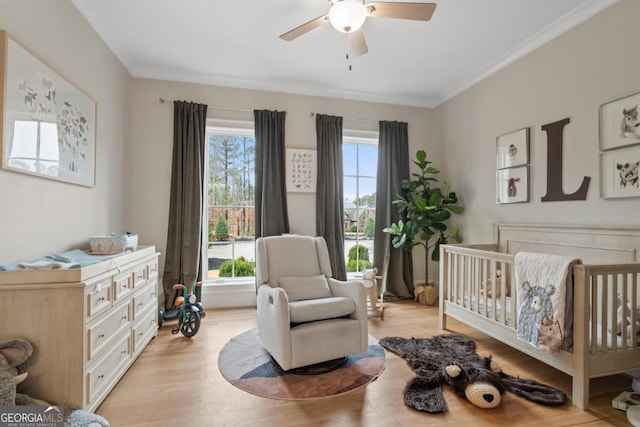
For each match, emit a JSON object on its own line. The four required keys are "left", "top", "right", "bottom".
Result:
{"left": 599, "top": 92, "right": 640, "bottom": 151}
{"left": 286, "top": 148, "right": 316, "bottom": 193}
{"left": 496, "top": 165, "right": 528, "bottom": 204}
{"left": 600, "top": 145, "right": 640, "bottom": 199}
{"left": 496, "top": 128, "right": 529, "bottom": 169}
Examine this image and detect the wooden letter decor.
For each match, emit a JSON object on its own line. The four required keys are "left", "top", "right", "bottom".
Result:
{"left": 541, "top": 118, "right": 591, "bottom": 202}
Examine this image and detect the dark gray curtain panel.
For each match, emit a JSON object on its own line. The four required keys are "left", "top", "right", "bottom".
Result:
{"left": 254, "top": 109, "right": 290, "bottom": 238}
{"left": 162, "top": 101, "right": 208, "bottom": 310}
{"left": 315, "top": 114, "right": 347, "bottom": 280}
{"left": 374, "top": 120, "right": 413, "bottom": 299}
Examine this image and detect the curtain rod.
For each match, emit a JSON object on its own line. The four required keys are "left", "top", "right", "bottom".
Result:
{"left": 309, "top": 111, "right": 378, "bottom": 124}
{"left": 159, "top": 97, "right": 256, "bottom": 113}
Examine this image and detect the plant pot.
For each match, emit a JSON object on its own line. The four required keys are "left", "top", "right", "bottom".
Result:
{"left": 414, "top": 281, "right": 438, "bottom": 306}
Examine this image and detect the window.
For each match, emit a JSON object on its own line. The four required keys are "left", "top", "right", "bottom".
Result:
{"left": 6, "top": 119, "right": 59, "bottom": 176}
{"left": 205, "top": 126, "right": 256, "bottom": 281}
{"left": 343, "top": 134, "right": 377, "bottom": 276}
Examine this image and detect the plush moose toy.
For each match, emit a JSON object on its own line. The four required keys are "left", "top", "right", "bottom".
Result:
{"left": 379, "top": 334, "right": 566, "bottom": 413}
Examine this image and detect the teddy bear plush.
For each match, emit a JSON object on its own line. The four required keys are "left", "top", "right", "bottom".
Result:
{"left": 379, "top": 333, "right": 566, "bottom": 413}
{"left": 611, "top": 296, "right": 640, "bottom": 341}
{"left": 481, "top": 270, "right": 510, "bottom": 298}
{"left": 0, "top": 338, "right": 110, "bottom": 427}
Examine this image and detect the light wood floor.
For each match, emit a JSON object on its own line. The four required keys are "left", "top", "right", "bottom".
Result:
{"left": 96, "top": 301, "right": 633, "bottom": 426}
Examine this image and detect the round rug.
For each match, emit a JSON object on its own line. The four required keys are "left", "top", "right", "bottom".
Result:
{"left": 218, "top": 328, "right": 386, "bottom": 400}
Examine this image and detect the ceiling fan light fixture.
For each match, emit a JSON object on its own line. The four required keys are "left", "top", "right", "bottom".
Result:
{"left": 329, "top": 0, "right": 367, "bottom": 33}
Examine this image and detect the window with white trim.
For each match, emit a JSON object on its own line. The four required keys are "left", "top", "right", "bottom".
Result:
{"left": 343, "top": 134, "right": 378, "bottom": 277}
{"left": 204, "top": 125, "right": 256, "bottom": 282}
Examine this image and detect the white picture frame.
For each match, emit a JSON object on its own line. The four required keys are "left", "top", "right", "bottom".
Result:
{"left": 496, "top": 128, "right": 529, "bottom": 169}
{"left": 0, "top": 31, "right": 97, "bottom": 187}
{"left": 599, "top": 92, "right": 640, "bottom": 151}
{"left": 286, "top": 148, "right": 316, "bottom": 193}
{"left": 496, "top": 166, "right": 529, "bottom": 204}
{"left": 600, "top": 145, "right": 640, "bottom": 199}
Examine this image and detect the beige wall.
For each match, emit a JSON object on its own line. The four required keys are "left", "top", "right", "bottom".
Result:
{"left": 0, "top": 0, "right": 132, "bottom": 263}
{"left": 436, "top": 0, "right": 639, "bottom": 249}
{"left": 130, "top": 78, "right": 435, "bottom": 281}
{"left": 3, "top": 0, "right": 634, "bottom": 287}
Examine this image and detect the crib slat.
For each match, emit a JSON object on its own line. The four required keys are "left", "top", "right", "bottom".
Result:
{"left": 590, "top": 275, "right": 598, "bottom": 353}
{"left": 602, "top": 275, "right": 609, "bottom": 352}
{"left": 621, "top": 273, "right": 628, "bottom": 349}
{"left": 611, "top": 274, "right": 617, "bottom": 352}
{"left": 632, "top": 272, "right": 638, "bottom": 350}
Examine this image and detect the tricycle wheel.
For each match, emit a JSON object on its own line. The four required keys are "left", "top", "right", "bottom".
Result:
{"left": 180, "top": 311, "right": 200, "bottom": 338}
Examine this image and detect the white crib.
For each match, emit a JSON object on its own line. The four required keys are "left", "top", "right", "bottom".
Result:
{"left": 439, "top": 223, "right": 640, "bottom": 410}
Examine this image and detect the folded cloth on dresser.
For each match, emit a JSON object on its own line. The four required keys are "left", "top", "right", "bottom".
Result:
{"left": 17, "top": 260, "right": 80, "bottom": 270}
{"left": 515, "top": 252, "right": 580, "bottom": 353}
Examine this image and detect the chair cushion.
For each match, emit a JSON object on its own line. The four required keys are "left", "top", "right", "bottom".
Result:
{"left": 279, "top": 274, "right": 332, "bottom": 302}
{"left": 289, "top": 297, "right": 355, "bottom": 323}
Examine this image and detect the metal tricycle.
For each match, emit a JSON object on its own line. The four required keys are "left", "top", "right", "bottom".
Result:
{"left": 166, "top": 281, "right": 205, "bottom": 338}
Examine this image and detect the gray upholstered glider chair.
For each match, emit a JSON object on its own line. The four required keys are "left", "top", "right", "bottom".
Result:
{"left": 255, "top": 235, "right": 368, "bottom": 371}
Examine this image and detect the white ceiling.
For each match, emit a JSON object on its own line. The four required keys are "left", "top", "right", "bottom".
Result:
{"left": 71, "top": 0, "right": 617, "bottom": 108}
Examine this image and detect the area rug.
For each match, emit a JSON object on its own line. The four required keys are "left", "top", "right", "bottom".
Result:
{"left": 218, "top": 328, "right": 386, "bottom": 400}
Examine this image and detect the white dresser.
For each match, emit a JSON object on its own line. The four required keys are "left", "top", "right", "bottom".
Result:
{"left": 0, "top": 246, "right": 160, "bottom": 412}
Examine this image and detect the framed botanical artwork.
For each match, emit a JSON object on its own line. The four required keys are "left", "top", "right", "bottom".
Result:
{"left": 600, "top": 145, "right": 640, "bottom": 199}
{"left": 286, "top": 148, "right": 316, "bottom": 193}
{"left": 496, "top": 127, "right": 529, "bottom": 169}
{"left": 496, "top": 165, "right": 528, "bottom": 204}
{"left": 599, "top": 92, "right": 640, "bottom": 151}
{"left": 0, "top": 31, "right": 97, "bottom": 187}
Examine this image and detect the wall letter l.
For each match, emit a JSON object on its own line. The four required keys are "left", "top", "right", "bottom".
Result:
{"left": 541, "top": 118, "right": 590, "bottom": 202}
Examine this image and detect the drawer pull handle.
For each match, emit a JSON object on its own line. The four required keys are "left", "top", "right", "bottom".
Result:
{"left": 89, "top": 285, "right": 104, "bottom": 295}
{"left": 121, "top": 315, "right": 128, "bottom": 321}
{"left": 97, "top": 374, "right": 105, "bottom": 380}
{"left": 98, "top": 297, "right": 106, "bottom": 302}
{"left": 121, "top": 350, "right": 127, "bottom": 356}
{"left": 137, "top": 302, "right": 143, "bottom": 307}
{"left": 98, "top": 334, "right": 105, "bottom": 339}
{"left": 138, "top": 332, "right": 143, "bottom": 337}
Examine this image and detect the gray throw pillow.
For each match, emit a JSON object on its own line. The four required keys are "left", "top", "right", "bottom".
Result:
{"left": 278, "top": 275, "right": 332, "bottom": 302}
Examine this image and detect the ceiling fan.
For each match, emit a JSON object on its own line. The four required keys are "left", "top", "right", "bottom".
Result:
{"left": 280, "top": 1, "right": 436, "bottom": 58}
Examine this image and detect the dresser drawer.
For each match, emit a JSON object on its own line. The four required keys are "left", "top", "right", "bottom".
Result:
{"left": 132, "top": 264, "right": 147, "bottom": 289}
{"left": 86, "top": 278, "right": 113, "bottom": 320}
{"left": 113, "top": 271, "right": 133, "bottom": 301}
{"left": 132, "top": 279, "right": 157, "bottom": 320}
{"left": 87, "top": 334, "right": 131, "bottom": 403}
{"left": 147, "top": 259, "right": 159, "bottom": 280}
{"left": 86, "top": 302, "right": 131, "bottom": 362}
{"left": 133, "top": 307, "right": 157, "bottom": 353}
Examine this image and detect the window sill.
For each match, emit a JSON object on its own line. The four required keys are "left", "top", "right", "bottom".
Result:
{"left": 202, "top": 278, "right": 255, "bottom": 292}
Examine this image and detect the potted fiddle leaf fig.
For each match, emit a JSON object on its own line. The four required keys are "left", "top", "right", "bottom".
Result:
{"left": 383, "top": 150, "right": 464, "bottom": 285}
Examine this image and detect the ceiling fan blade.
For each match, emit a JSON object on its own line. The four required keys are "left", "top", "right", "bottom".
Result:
{"left": 280, "top": 14, "right": 329, "bottom": 41}
{"left": 366, "top": 2, "right": 436, "bottom": 21}
{"left": 348, "top": 28, "right": 368, "bottom": 57}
